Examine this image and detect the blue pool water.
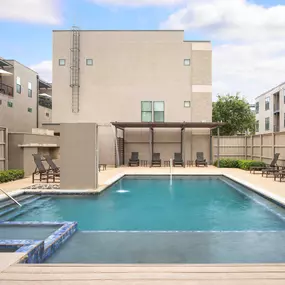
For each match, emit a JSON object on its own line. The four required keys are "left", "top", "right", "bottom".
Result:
{"left": 3, "top": 175, "right": 285, "bottom": 263}
{"left": 8, "top": 176, "right": 285, "bottom": 231}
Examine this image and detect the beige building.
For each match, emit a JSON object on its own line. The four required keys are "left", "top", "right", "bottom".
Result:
{"left": 52, "top": 30, "right": 213, "bottom": 165}
{"left": 255, "top": 82, "right": 285, "bottom": 134}
{"left": 0, "top": 58, "right": 52, "bottom": 132}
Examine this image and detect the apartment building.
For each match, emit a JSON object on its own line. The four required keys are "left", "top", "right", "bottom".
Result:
{"left": 0, "top": 58, "right": 52, "bottom": 132}
{"left": 255, "top": 82, "right": 285, "bottom": 134}
{"left": 52, "top": 30, "right": 213, "bottom": 165}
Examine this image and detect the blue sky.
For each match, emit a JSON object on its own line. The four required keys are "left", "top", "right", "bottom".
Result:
{"left": 1, "top": 0, "right": 285, "bottom": 101}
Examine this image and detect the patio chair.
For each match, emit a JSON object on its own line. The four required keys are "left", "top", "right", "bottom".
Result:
{"left": 44, "top": 155, "right": 60, "bottom": 173}
{"left": 250, "top": 153, "right": 279, "bottom": 174}
{"left": 173, "top": 153, "right": 184, "bottom": 167}
{"left": 151, "top": 153, "right": 161, "bottom": 167}
{"left": 274, "top": 169, "right": 285, "bottom": 182}
{"left": 44, "top": 155, "right": 60, "bottom": 183}
{"left": 128, "top": 152, "right": 139, "bottom": 167}
{"left": 32, "top": 154, "right": 49, "bottom": 183}
{"left": 195, "top": 152, "right": 208, "bottom": 167}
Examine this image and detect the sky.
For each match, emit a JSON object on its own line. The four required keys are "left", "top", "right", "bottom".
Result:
{"left": 1, "top": 0, "right": 285, "bottom": 102}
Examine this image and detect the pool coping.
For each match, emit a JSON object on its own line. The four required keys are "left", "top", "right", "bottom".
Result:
{"left": 0, "top": 221, "right": 77, "bottom": 264}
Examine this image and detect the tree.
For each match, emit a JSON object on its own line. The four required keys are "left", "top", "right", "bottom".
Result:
{"left": 212, "top": 93, "right": 255, "bottom": 136}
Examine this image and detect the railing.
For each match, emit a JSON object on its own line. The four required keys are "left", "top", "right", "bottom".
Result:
{"left": 0, "top": 188, "right": 22, "bottom": 207}
{"left": 0, "top": 83, "right": 13, "bottom": 96}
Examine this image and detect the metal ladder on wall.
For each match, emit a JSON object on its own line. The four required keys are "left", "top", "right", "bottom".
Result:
{"left": 0, "top": 188, "right": 22, "bottom": 207}
{"left": 70, "top": 26, "right": 80, "bottom": 113}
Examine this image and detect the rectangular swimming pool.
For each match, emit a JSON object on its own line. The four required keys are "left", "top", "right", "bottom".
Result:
{"left": 2, "top": 175, "right": 285, "bottom": 263}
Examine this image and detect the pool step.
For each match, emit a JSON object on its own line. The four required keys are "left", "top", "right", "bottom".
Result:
{"left": 0, "top": 196, "right": 42, "bottom": 218}
{"left": 0, "top": 195, "right": 36, "bottom": 211}
{"left": 0, "top": 197, "right": 52, "bottom": 221}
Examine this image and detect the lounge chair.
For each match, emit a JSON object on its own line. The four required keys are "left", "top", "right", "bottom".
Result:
{"left": 151, "top": 153, "right": 161, "bottom": 167}
{"left": 44, "top": 155, "right": 60, "bottom": 172}
{"left": 32, "top": 154, "right": 49, "bottom": 183}
{"left": 250, "top": 153, "right": 279, "bottom": 174}
{"left": 274, "top": 169, "right": 285, "bottom": 182}
{"left": 128, "top": 152, "right": 139, "bottom": 167}
{"left": 173, "top": 153, "right": 184, "bottom": 167}
{"left": 44, "top": 155, "right": 60, "bottom": 183}
{"left": 195, "top": 152, "right": 208, "bottom": 167}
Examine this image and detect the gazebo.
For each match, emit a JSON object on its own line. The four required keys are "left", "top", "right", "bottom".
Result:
{"left": 111, "top": 121, "right": 225, "bottom": 167}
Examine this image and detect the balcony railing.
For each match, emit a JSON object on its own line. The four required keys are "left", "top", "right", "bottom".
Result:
{"left": 0, "top": 83, "right": 13, "bottom": 96}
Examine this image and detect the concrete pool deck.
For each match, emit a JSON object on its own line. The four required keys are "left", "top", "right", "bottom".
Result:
{"left": 1, "top": 166, "right": 285, "bottom": 284}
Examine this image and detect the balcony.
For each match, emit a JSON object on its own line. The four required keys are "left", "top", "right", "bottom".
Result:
{"left": 0, "top": 83, "right": 13, "bottom": 97}
{"left": 274, "top": 125, "right": 280, "bottom": 132}
{"left": 274, "top": 104, "right": 280, "bottom": 113}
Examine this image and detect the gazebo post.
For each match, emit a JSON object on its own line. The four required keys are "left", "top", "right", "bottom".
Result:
{"left": 217, "top": 127, "right": 220, "bottom": 168}
{"left": 122, "top": 128, "right": 125, "bottom": 165}
{"left": 115, "top": 126, "right": 118, "bottom": 168}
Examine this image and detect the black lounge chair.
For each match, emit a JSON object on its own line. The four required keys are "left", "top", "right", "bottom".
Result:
{"left": 195, "top": 152, "right": 208, "bottom": 167}
{"left": 173, "top": 153, "right": 184, "bottom": 167}
{"left": 151, "top": 153, "right": 161, "bottom": 167}
{"left": 128, "top": 152, "right": 139, "bottom": 167}
{"left": 32, "top": 154, "right": 48, "bottom": 183}
{"left": 274, "top": 169, "right": 285, "bottom": 182}
{"left": 250, "top": 153, "right": 279, "bottom": 174}
{"left": 32, "top": 154, "right": 59, "bottom": 183}
{"left": 44, "top": 155, "right": 60, "bottom": 173}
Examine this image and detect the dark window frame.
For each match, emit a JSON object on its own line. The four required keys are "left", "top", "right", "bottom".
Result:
{"left": 255, "top": 102, "right": 259, "bottom": 114}
{"left": 265, "top": 117, "right": 270, "bottom": 131}
{"left": 27, "top": 107, "right": 32, "bottom": 113}
{"left": 255, "top": 120, "right": 259, "bottom": 132}
{"left": 265, "top": 97, "right": 270, "bottom": 111}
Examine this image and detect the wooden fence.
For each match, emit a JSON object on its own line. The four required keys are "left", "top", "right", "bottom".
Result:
{"left": 0, "top": 127, "right": 8, "bottom": 171}
{"left": 212, "top": 131, "right": 285, "bottom": 166}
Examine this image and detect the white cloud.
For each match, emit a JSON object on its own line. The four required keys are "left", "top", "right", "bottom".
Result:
{"left": 30, "top": 61, "right": 52, "bottom": 82}
{"left": 88, "top": 0, "right": 185, "bottom": 7}
{"left": 0, "top": 0, "right": 61, "bottom": 24}
{"left": 161, "top": 0, "right": 285, "bottom": 102}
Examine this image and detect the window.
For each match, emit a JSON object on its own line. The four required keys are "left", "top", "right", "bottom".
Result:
{"left": 59, "top": 59, "right": 66, "bottom": 66}
{"left": 255, "top": 102, "right": 259, "bottom": 114}
{"left": 28, "top": 82, "right": 32, "bottom": 97}
{"left": 27, "top": 107, "right": 32, "bottom": 113}
{"left": 86, "top": 59, "right": 93, "bottom": 66}
{"left": 46, "top": 112, "right": 49, "bottom": 117}
{"left": 7, "top": 101, "right": 13, "bottom": 108}
{"left": 265, "top": 117, "right": 270, "bottom": 131}
{"left": 154, "top": 101, "right": 165, "bottom": 122}
{"left": 141, "top": 101, "right": 152, "bottom": 122}
{"left": 184, "top": 101, "right": 191, "bottom": 108}
{"left": 16, "top": 76, "right": 21, "bottom": 94}
{"left": 184, "top": 59, "right": 190, "bottom": 66}
{"left": 255, "top": 120, "right": 259, "bottom": 132}
{"left": 265, "top": 96, "right": 270, "bottom": 110}
{"left": 284, "top": 89, "right": 285, "bottom": 104}
{"left": 0, "top": 100, "right": 2, "bottom": 105}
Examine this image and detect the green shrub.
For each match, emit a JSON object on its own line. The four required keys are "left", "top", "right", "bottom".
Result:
{"left": 214, "top": 159, "right": 266, "bottom": 170}
{"left": 0, "top": 170, "right": 24, "bottom": 183}
{"left": 214, "top": 159, "right": 239, "bottom": 168}
{"left": 237, "top": 160, "right": 266, "bottom": 170}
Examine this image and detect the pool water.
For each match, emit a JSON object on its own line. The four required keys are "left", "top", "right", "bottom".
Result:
{"left": 10, "top": 176, "right": 285, "bottom": 231}
{"left": 2, "top": 175, "right": 285, "bottom": 263}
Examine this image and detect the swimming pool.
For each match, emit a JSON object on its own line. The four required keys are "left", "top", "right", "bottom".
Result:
{"left": 2, "top": 175, "right": 285, "bottom": 263}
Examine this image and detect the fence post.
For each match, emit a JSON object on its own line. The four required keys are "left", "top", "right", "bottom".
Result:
{"left": 272, "top": 132, "right": 275, "bottom": 157}
{"left": 260, "top": 134, "right": 262, "bottom": 161}
{"left": 217, "top": 128, "right": 220, "bottom": 168}
{"left": 5, "top": 127, "right": 8, "bottom": 170}
{"left": 244, "top": 135, "right": 247, "bottom": 160}
{"left": 251, "top": 135, "right": 253, "bottom": 160}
